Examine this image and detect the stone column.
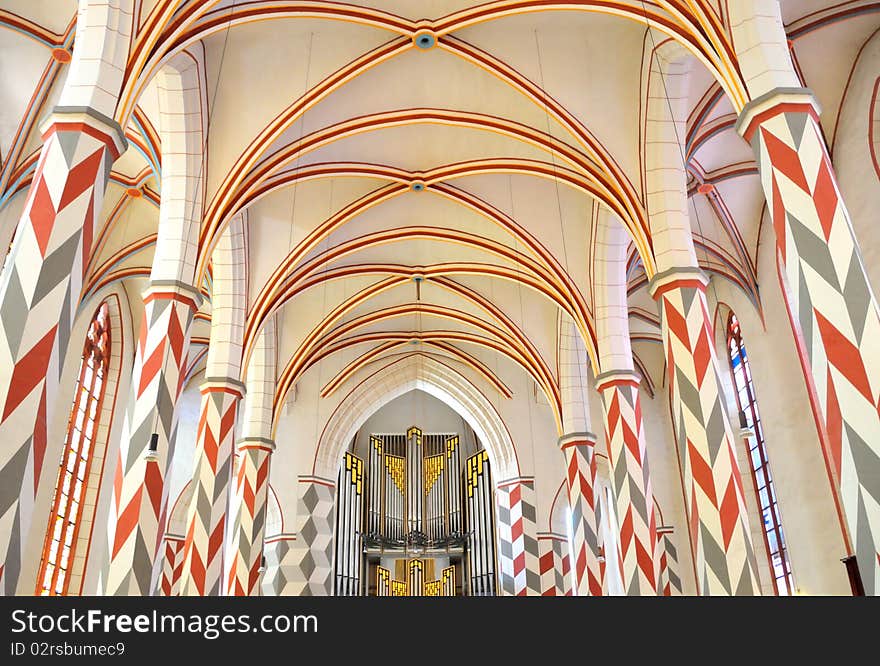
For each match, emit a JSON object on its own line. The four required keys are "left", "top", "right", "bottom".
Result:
{"left": 650, "top": 269, "right": 760, "bottom": 595}
{"left": 496, "top": 477, "right": 540, "bottom": 596}
{"left": 104, "top": 283, "right": 200, "bottom": 595}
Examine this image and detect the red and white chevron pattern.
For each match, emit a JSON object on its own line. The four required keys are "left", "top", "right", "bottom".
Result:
{"left": 560, "top": 436, "right": 603, "bottom": 596}
{"left": 157, "top": 535, "right": 186, "bottom": 597}
{"left": 104, "top": 286, "right": 198, "bottom": 595}
{"left": 0, "top": 117, "right": 123, "bottom": 593}
{"left": 741, "top": 93, "right": 880, "bottom": 594}
{"left": 226, "top": 439, "right": 274, "bottom": 595}
{"left": 496, "top": 478, "right": 541, "bottom": 596}
{"left": 179, "top": 380, "right": 243, "bottom": 595}
{"left": 657, "top": 526, "right": 682, "bottom": 596}
{"left": 596, "top": 372, "right": 658, "bottom": 595}
{"left": 538, "top": 535, "right": 557, "bottom": 595}
{"left": 652, "top": 271, "right": 759, "bottom": 595}
{"left": 537, "top": 534, "right": 570, "bottom": 595}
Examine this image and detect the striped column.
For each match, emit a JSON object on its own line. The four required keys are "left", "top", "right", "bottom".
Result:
{"left": 595, "top": 371, "right": 658, "bottom": 595}
{"left": 496, "top": 477, "right": 540, "bottom": 596}
{"left": 559, "top": 434, "right": 603, "bottom": 596}
{"left": 226, "top": 438, "right": 274, "bottom": 596}
{"left": 104, "top": 283, "right": 200, "bottom": 595}
{"left": 656, "top": 525, "right": 682, "bottom": 596}
{"left": 650, "top": 268, "right": 759, "bottom": 595}
{"left": 178, "top": 377, "right": 245, "bottom": 596}
{"left": 738, "top": 89, "right": 880, "bottom": 595}
{"left": 157, "top": 535, "right": 186, "bottom": 597}
{"left": 0, "top": 110, "right": 125, "bottom": 593}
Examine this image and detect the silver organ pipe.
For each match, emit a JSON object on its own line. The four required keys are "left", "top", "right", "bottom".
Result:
{"left": 334, "top": 452, "right": 364, "bottom": 595}
{"left": 465, "top": 450, "right": 496, "bottom": 596}
{"left": 353, "top": 426, "right": 496, "bottom": 596}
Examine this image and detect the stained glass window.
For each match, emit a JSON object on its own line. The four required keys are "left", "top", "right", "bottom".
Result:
{"left": 727, "top": 312, "right": 794, "bottom": 595}
{"left": 36, "top": 302, "right": 111, "bottom": 595}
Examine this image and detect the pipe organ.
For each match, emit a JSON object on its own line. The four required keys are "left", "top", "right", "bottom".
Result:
{"left": 466, "top": 450, "right": 496, "bottom": 596}
{"left": 334, "top": 452, "right": 364, "bottom": 596}
{"left": 334, "top": 426, "right": 497, "bottom": 595}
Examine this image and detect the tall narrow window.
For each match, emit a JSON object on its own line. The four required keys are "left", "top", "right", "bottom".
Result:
{"left": 36, "top": 302, "right": 111, "bottom": 595}
{"left": 727, "top": 312, "right": 794, "bottom": 595}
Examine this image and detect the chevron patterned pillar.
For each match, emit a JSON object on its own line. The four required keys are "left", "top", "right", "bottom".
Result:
{"left": 538, "top": 535, "right": 556, "bottom": 595}
{"left": 555, "top": 537, "right": 572, "bottom": 596}
{"left": 226, "top": 438, "right": 274, "bottom": 595}
{"left": 557, "top": 315, "right": 603, "bottom": 595}
{"left": 738, "top": 89, "right": 880, "bottom": 595}
{"left": 656, "top": 525, "right": 682, "bottom": 596}
{"left": 226, "top": 317, "right": 276, "bottom": 596}
{"left": 559, "top": 434, "right": 603, "bottom": 596}
{"left": 496, "top": 477, "right": 540, "bottom": 596}
{"left": 157, "top": 535, "right": 186, "bottom": 596}
{"left": 0, "top": 110, "right": 126, "bottom": 593}
{"left": 650, "top": 268, "right": 759, "bottom": 595}
{"left": 104, "top": 283, "right": 200, "bottom": 595}
{"left": 538, "top": 533, "right": 572, "bottom": 595}
{"left": 287, "top": 476, "right": 335, "bottom": 596}
{"left": 595, "top": 371, "right": 659, "bottom": 595}
{"left": 178, "top": 378, "right": 245, "bottom": 596}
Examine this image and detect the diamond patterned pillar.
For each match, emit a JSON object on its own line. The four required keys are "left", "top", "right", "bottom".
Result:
{"left": 656, "top": 525, "right": 682, "bottom": 596}
{"left": 104, "top": 283, "right": 200, "bottom": 595}
{"left": 650, "top": 268, "right": 760, "bottom": 595}
{"left": 178, "top": 378, "right": 245, "bottom": 596}
{"left": 595, "top": 371, "right": 659, "bottom": 595}
{"left": 0, "top": 110, "right": 125, "bottom": 593}
{"left": 261, "top": 535, "right": 297, "bottom": 596}
{"left": 496, "top": 477, "right": 540, "bottom": 596}
{"left": 559, "top": 434, "right": 603, "bottom": 596}
{"left": 287, "top": 476, "right": 335, "bottom": 596}
{"left": 226, "top": 438, "right": 274, "bottom": 596}
{"left": 738, "top": 88, "right": 880, "bottom": 595}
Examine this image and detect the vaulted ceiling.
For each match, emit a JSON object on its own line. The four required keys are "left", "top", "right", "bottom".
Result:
{"left": 1, "top": 1, "right": 878, "bottom": 421}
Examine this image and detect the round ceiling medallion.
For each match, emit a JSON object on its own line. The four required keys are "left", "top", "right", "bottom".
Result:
{"left": 51, "top": 48, "right": 71, "bottom": 63}
{"left": 697, "top": 183, "right": 715, "bottom": 195}
{"left": 410, "top": 181, "right": 426, "bottom": 192}
{"left": 126, "top": 187, "right": 143, "bottom": 198}
{"left": 414, "top": 32, "right": 436, "bottom": 50}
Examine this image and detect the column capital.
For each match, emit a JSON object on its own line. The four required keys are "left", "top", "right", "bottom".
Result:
{"left": 200, "top": 376, "right": 247, "bottom": 399}
{"left": 647, "top": 266, "right": 709, "bottom": 300}
{"left": 594, "top": 369, "right": 641, "bottom": 392}
{"left": 558, "top": 432, "right": 597, "bottom": 450}
{"left": 142, "top": 280, "right": 204, "bottom": 311}
{"left": 237, "top": 436, "right": 276, "bottom": 453}
{"left": 657, "top": 525, "right": 675, "bottom": 536}
{"left": 496, "top": 475, "right": 535, "bottom": 490}
{"left": 735, "top": 86, "right": 821, "bottom": 142}
{"left": 40, "top": 105, "right": 128, "bottom": 159}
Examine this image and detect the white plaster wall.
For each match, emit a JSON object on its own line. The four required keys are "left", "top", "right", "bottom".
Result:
{"left": 352, "top": 390, "right": 478, "bottom": 456}
{"left": 271, "top": 355, "right": 563, "bottom": 540}
{"left": 165, "top": 373, "right": 204, "bottom": 520}
{"left": 834, "top": 32, "right": 880, "bottom": 312}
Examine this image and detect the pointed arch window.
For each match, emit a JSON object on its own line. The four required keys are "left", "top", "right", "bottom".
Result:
{"left": 727, "top": 312, "right": 794, "bottom": 595}
{"left": 36, "top": 302, "right": 111, "bottom": 595}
